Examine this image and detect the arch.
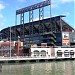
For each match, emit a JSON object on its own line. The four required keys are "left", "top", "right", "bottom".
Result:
{"left": 33, "top": 50, "right": 39, "bottom": 56}
{"left": 40, "top": 50, "right": 46, "bottom": 56}
{"left": 64, "top": 50, "right": 69, "bottom": 57}
{"left": 70, "top": 50, "right": 74, "bottom": 57}
{"left": 57, "top": 50, "right": 62, "bottom": 57}
{"left": 41, "top": 50, "right": 46, "bottom": 52}
{"left": 57, "top": 50, "right": 62, "bottom": 52}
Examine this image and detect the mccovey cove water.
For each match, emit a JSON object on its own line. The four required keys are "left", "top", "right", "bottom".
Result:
{"left": 0, "top": 60, "right": 75, "bottom": 75}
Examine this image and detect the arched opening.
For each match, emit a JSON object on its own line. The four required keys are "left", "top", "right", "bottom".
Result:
{"left": 57, "top": 50, "right": 62, "bottom": 57}
{"left": 40, "top": 50, "right": 46, "bottom": 57}
{"left": 64, "top": 50, "right": 69, "bottom": 57}
{"left": 70, "top": 50, "right": 74, "bottom": 57}
{"left": 33, "top": 50, "right": 39, "bottom": 57}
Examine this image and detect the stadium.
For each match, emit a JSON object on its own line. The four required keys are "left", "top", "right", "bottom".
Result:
{"left": 0, "top": 16, "right": 74, "bottom": 46}
{"left": 0, "top": 0, "right": 75, "bottom": 56}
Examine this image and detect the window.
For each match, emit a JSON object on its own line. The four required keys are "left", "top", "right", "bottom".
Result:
{"left": 64, "top": 50, "right": 69, "bottom": 57}
{"left": 34, "top": 50, "right": 39, "bottom": 56}
{"left": 57, "top": 50, "right": 62, "bottom": 57}
{"left": 40, "top": 50, "right": 46, "bottom": 56}
{"left": 70, "top": 50, "right": 74, "bottom": 57}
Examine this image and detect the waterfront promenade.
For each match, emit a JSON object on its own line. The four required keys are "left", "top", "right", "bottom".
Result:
{"left": 0, "top": 56, "right": 74, "bottom": 63}
{"left": 0, "top": 47, "right": 75, "bottom": 63}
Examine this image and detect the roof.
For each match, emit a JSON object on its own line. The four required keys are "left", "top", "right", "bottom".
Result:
{"left": 0, "top": 15, "right": 74, "bottom": 37}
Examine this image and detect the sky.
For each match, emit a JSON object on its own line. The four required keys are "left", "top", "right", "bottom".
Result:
{"left": 0, "top": 0, "right": 75, "bottom": 31}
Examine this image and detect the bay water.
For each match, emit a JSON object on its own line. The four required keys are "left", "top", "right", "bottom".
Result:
{"left": 0, "top": 60, "right": 75, "bottom": 75}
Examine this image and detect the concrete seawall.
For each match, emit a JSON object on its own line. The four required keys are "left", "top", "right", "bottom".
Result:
{"left": 0, "top": 57, "right": 74, "bottom": 63}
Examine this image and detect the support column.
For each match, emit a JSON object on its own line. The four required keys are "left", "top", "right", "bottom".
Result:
{"left": 39, "top": 7, "right": 44, "bottom": 34}
{"left": 20, "top": 13, "right": 24, "bottom": 45}
{"left": 29, "top": 10, "right": 34, "bottom": 45}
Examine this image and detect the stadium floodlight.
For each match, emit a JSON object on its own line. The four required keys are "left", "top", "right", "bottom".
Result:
{"left": 16, "top": 0, "right": 51, "bottom": 15}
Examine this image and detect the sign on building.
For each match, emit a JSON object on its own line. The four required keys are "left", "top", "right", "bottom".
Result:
{"left": 62, "top": 32, "right": 70, "bottom": 46}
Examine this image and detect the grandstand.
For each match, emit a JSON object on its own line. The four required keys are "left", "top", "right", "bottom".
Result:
{"left": 0, "top": 15, "right": 74, "bottom": 47}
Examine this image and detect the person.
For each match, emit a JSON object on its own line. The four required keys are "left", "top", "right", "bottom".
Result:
{"left": 0, "top": 64, "right": 2, "bottom": 72}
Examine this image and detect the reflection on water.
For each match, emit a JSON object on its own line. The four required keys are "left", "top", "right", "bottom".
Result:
{"left": 0, "top": 60, "right": 75, "bottom": 75}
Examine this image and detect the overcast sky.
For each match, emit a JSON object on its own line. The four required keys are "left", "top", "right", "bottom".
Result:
{"left": 0, "top": 0, "right": 74, "bottom": 31}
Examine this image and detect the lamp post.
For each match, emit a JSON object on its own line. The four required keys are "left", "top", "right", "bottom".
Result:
{"left": 0, "top": 33, "right": 3, "bottom": 57}
{"left": 18, "top": 36, "right": 20, "bottom": 57}
{"left": 10, "top": 27, "right": 11, "bottom": 58}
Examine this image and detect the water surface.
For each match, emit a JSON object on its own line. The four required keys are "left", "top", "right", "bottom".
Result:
{"left": 0, "top": 60, "right": 75, "bottom": 75}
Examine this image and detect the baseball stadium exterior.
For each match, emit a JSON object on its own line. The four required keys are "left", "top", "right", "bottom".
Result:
{"left": 0, "top": 0, "right": 75, "bottom": 58}
{"left": 0, "top": 0, "right": 75, "bottom": 48}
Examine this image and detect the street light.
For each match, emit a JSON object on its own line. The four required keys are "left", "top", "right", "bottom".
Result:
{"left": 18, "top": 36, "right": 20, "bottom": 57}
{"left": 10, "top": 27, "right": 11, "bottom": 58}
